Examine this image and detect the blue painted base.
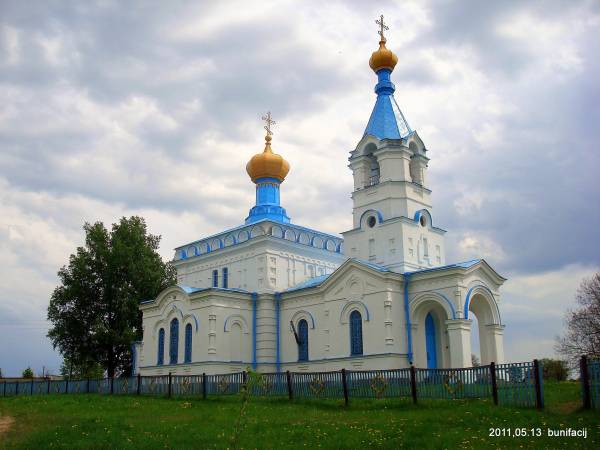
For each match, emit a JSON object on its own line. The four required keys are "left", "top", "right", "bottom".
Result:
{"left": 245, "top": 205, "right": 290, "bottom": 224}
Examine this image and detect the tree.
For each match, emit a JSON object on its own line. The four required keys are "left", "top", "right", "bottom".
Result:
{"left": 22, "top": 367, "right": 34, "bottom": 378}
{"left": 60, "top": 356, "right": 105, "bottom": 379}
{"left": 471, "top": 354, "right": 480, "bottom": 367}
{"left": 539, "top": 358, "right": 568, "bottom": 381}
{"left": 556, "top": 272, "right": 600, "bottom": 367}
{"left": 47, "top": 216, "right": 176, "bottom": 378}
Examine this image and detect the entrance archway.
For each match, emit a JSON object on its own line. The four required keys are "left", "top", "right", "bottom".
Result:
{"left": 411, "top": 295, "right": 454, "bottom": 368}
{"left": 465, "top": 286, "right": 502, "bottom": 365}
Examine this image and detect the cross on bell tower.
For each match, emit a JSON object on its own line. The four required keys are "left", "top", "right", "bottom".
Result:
{"left": 376, "top": 14, "right": 388, "bottom": 41}
{"left": 262, "top": 111, "right": 276, "bottom": 136}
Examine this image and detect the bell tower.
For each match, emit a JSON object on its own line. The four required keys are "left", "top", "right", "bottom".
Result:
{"left": 342, "top": 16, "right": 446, "bottom": 272}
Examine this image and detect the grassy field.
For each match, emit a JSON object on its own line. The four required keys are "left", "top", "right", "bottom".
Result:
{"left": 0, "top": 381, "right": 598, "bottom": 449}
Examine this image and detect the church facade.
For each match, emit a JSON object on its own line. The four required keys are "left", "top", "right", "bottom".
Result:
{"left": 133, "top": 26, "right": 506, "bottom": 376}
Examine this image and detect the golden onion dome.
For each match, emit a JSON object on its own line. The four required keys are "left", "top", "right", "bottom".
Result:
{"left": 246, "top": 134, "right": 290, "bottom": 183}
{"left": 369, "top": 37, "right": 398, "bottom": 73}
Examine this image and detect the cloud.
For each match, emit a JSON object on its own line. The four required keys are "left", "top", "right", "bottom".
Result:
{"left": 0, "top": 0, "right": 598, "bottom": 375}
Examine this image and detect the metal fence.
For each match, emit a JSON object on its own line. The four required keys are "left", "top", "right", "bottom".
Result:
{"left": 580, "top": 356, "right": 600, "bottom": 409}
{"left": 0, "top": 360, "right": 544, "bottom": 409}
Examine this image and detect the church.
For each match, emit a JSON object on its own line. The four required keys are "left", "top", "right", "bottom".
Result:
{"left": 133, "top": 20, "right": 506, "bottom": 376}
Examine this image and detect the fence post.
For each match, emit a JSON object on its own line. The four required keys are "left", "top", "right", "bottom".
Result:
{"left": 87, "top": 378, "right": 90, "bottom": 394}
{"left": 533, "top": 359, "right": 543, "bottom": 409}
{"left": 286, "top": 370, "right": 293, "bottom": 401}
{"left": 3, "top": 381, "right": 6, "bottom": 397}
{"left": 110, "top": 377, "right": 114, "bottom": 395}
{"left": 410, "top": 365, "right": 418, "bottom": 404}
{"left": 65, "top": 378, "right": 69, "bottom": 394}
{"left": 341, "top": 369, "right": 349, "bottom": 406}
{"left": 47, "top": 379, "right": 50, "bottom": 394}
{"left": 581, "top": 356, "right": 591, "bottom": 409}
{"left": 137, "top": 373, "right": 141, "bottom": 396}
{"left": 490, "top": 362, "right": 498, "bottom": 406}
{"left": 202, "top": 373, "right": 207, "bottom": 399}
{"left": 15, "top": 381, "right": 18, "bottom": 396}
{"left": 30, "top": 379, "right": 34, "bottom": 395}
{"left": 242, "top": 371, "right": 247, "bottom": 391}
{"left": 168, "top": 372, "right": 172, "bottom": 398}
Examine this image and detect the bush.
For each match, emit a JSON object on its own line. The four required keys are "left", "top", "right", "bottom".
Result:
{"left": 540, "top": 358, "right": 568, "bottom": 381}
{"left": 22, "top": 367, "right": 34, "bottom": 378}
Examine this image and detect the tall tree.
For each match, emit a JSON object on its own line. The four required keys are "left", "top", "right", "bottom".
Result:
{"left": 556, "top": 272, "right": 600, "bottom": 366}
{"left": 48, "top": 216, "right": 176, "bottom": 377}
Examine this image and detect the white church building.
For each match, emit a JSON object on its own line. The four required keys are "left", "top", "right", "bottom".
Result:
{"left": 133, "top": 25, "right": 506, "bottom": 376}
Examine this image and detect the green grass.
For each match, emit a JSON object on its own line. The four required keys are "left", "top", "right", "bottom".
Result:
{"left": 0, "top": 381, "right": 598, "bottom": 449}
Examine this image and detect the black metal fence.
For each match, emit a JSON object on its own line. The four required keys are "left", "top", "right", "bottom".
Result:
{"left": 0, "top": 360, "right": 544, "bottom": 409}
{"left": 580, "top": 356, "right": 600, "bottom": 409}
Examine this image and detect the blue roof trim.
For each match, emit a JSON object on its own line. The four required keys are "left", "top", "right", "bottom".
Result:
{"left": 139, "top": 285, "right": 252, "bottom": 304}
{"left": 405, "top": 259, "right": 482, "bottom": 276}
{"left": 283, "top": 258, "right": 393, "bottom": 294}
{"left": 174, "top": 218, "right": 344, "bottom": 261}
{"left": 343, "top": 214, "right": 446, "bottom": 235}
{"left": 351, "top": 258, "right": 392, "bottom": 273}
{"left": 284, "top": 274, "right": 331, "bottom": 293}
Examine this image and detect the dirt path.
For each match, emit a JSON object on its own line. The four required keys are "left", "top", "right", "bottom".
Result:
{"left": 0, "top": 415, "right": 15, "bottom": 436}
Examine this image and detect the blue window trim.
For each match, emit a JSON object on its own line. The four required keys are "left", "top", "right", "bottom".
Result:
{"left": 212, "top": 270, "right": 218, "bottom": 288}
{"left": 350, "top": 310, "right": 363, "bottom": 356}
{"left": 222, "top": 267, "right": 228, "bottom": 288}
{"left": 184, "top": 323, "right": 192, "bottom": 363}
{"left": 157, "top": 328, "right": 165, "bottom": 366}
{"left": 297, "top": 319, "right": 309, "bottom": 362}
{"left": 169, "top": 318, "right": 179, "bottom": 365}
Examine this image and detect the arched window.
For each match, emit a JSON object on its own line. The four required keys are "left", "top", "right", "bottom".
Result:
{"left": 169, "top": 318, "right": 179, "bottom": 365}
{"left": 349, "top": 310, "right": 363, "bottom": 356}
{"left": 184, "top": 323, "right": 193, "bottom": 363}
{"left": 297, "top": 319, "right": 309, "bottom": 362}
{"left": 222, "top": 267, "right": 228, "bottom": 288}
{"left": 212, "top": 270, "right": 218, "bottom": 287}
{"left": 157, "top": 328, "right": 165, "bottom": 365}
{"left": 365, "top": 145, "right": 380, "bottom": 186}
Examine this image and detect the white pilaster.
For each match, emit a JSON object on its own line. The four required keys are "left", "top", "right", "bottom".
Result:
{"left": 485, "top": 324, "right": 505, "bottom": 365}
{"left": 208, "top": 314, "right": 217, "bottom": 355}
{"left": 445, "top": 319, "right": 472, "bottom": 368}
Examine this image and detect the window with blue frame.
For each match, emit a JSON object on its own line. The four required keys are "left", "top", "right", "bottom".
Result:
{"left": 349, "top": 310, "right": 363, "bottom": 356}
{"left": 212, "top": 269, "right": 218, "bottom": 287}
{"left": 298, "top": 319, "right": 309, "bottom": 361}
{"left": 222, "top": 267, "right": 228, "bottom": 288}
{"left": 157, "top": 328, "right": 165, "bottom": 365}
{"left": 184, "top": 323, "right": 192, "bottom": 363}
{"left": 169, "top": 318, "right": 179, "bottom": 365}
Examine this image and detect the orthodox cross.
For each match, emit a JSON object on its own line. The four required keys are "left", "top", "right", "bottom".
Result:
{"left": 376, "top": 14, "right": 388, "bottom": 40}
{"left": 262, "top": 111, "right": 276, "bottom": 135}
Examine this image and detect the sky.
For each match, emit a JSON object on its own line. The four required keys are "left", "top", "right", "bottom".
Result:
{"left": 0, "top": 0, "right": 599, "bottom": 376}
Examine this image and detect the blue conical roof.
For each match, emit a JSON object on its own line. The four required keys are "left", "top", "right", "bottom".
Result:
{"left": 364, "top": 69, "right": 412, "bottom": 140}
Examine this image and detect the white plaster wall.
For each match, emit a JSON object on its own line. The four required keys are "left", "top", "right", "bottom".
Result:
{"left": 139, "top": 288, "right": 253, "bottom": 375}
{"left": 343, "top": 218, "right": 446, "bottom": 272}
{"left": 280, "top": 265, "right": 406, "bottom": 371}
{"left": 174, "top": 237, "right": 345, "bottom": 293}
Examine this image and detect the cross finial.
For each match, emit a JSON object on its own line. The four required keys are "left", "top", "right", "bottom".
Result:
{"left": 376, "top": 14, "right": 388, "bottom": 41}
{"left": 262, "top": 111, "right": 276, "bottom": 136}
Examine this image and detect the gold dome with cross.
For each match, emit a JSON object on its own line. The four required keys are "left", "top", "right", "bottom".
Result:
{"left": 369, "top": 15, "right": 398, "bottom": 73}
{"left": 246, "top": 112, "right": 290, "bottom": 183}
